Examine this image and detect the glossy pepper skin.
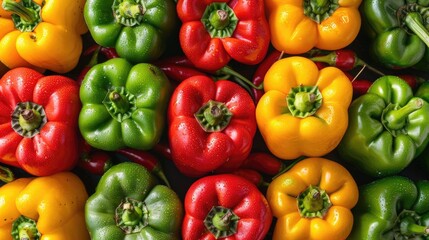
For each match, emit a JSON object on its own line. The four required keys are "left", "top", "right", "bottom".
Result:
{"left": 0, "top": 172, "right": 90, "bottom": 240}
{"left": 84, "top": 0, "right": 177, "bottom": 64}
{"left": 0, "top": 67, "right": 81, "bottom": 176}
{"left": 176, "top": 0, "right": 270, "bottom": 71}
{"left": 79, "top": 58, "right": 171, "bottom": 151}
{"left": 256, "top": 56, "right": 353, "bottom": 160}
{"left": 348, "top": 176, "right": 429, "bottom": 239}
{"left": 415, "top": 82, "right": 429, "bottom": 173}
{"left": 168, "top": 75, "right": 257, "bottom": 177}
{"left": 85, "top": 162, "right": 183, "bottom": 240}
{"left": 360, "top": 0, "right": 429, "bottom": 69}
{"left": 182, "top": 174, "right": 272, "bottom": 240}
{"left": 266, "top": 157, "right": 359, "bottom": 240}
{"left": 265, "top": 0, "right": 361, "bottom": 54}
{"left": 0, "top": 0, "right": 87, "bottom": 73}
{"left": 337, "top": 76, "right": 429, "bottom": 177}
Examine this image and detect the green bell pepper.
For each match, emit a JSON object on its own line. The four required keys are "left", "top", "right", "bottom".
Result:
{"left": 415, "top": 82, "right": 429, "bottom": 172}
{"left": 360, "top": 0, "right": 429, "bottom": 69}
{"left": 337, "top": 75, "right": 429, "bottom": 177}
{"left": 85, "top": 162, "right": 183, "bottom": 240}
{"left": 79, "top": 58, "right": 171, "bottom": 151}
{"left": 348, "top": 176, "right": 429, "bottom": 240}
{"left": 84, "top": 0, "right": 177, "bottom": 63}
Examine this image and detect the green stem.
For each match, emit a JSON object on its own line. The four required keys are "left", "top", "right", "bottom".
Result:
{"left": 383, "top": 98, "right": 423, "bottom": 130}
{"left": 204, "top": 206, "right": 239, "bottom": 239}
{"left": 404, "top": 12, "right": 429, "bottom": 48}
{"left": 2, "top": 0, "right": 41, "bottom": 32}
{"left": 112, "top": 0, "right": 146, "bottom": 26}
{"left": 11, "top": 216, "right": 41, "bottom": 240}
{"left": 115, "top": 198, "right": 148, "bottom": 234}
{"left": 11, "top": 102, "right": 47, "bottom": 138}
{"left": 303, "top": 0, "right": 339, "bottom": 23}
{"left": 201, "top": 2, "right": 238, "bottom": 38}
{"left": 194, "top": 100, "right": 232, "bottom": 132}
{"left": 217, "top": 66, "right": 263, "bottom": 90}
{"left": 297, "top": 185, "right": 332, "bottom": 218}
{"left": 287, "top": 85, "right": 322, "bottom": 118}
{"left": 0, "top": 165, "right": 14, "bottom": 183}
{"left": 209, "top": 9, "right": 230, "bottom": 30}
{"left": 109, "top": 91, "right": 130, "bottom": 114}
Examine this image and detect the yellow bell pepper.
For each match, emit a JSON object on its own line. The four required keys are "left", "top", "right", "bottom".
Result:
{"left": 266, "top": 157, "right": 359, "bottom": 240}
{"left": 256, "top": 56, "right": 352, "bottom": 160}
{"left": 0, "top": 172, "right": 90, "bottom": 240}
{"left": 0, "top": 0, "right": 87, "bottom": 73}
{"left": 265, "top": 0, "right": 362, "bottom": 54}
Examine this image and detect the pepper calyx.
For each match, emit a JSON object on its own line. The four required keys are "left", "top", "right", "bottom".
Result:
{"left": 303, "top": 0, "right": 339, "bottom": 24}
{"left": 103, "top": 86, "right": 136, "bottom": 122}
{"left": 394, "top": 210, "right": 429, "bottom": 238}
{"left": 287, "top": 85, "right": 322, "bottom": 118}
{"left": 112, "top": 0, "right": 146, "bottom": 27}
{"left": 201, "top": 2, "right": 238, "bottom": 38}
{"left": 11, "top": 101, "right": 47, "bottom": 138}
{"left": 204, "top": 206, "right": 240, "bottom": 239}
{"left": 115, "top": 198, "right": 149, "bottom": 234}
{"left": 11, "top": 215, "right": 41, "bottom": 240}
{"left": 397, "top": 4, "right": 429, "bottom": 48}
{"left": 2, "top": 0, "right": 42, "bottom": 32}
{"left": 194, "top": 100, "right": 232, "bottom": 132}
{"left": 381, "top": 98, "right": 423, "bottom": 136}
{"left": 297, "top": 185, "right": 332, "bottom": 218}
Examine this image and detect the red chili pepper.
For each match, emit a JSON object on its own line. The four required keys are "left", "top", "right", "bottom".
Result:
{"left": 152, "top": 142, "right": 172, "bottom": 161}
{"left": 116, "top": 148, "right": 171, "bottom": 187}
{"left": 79, "top": 150, "right": 113, "bottom": 175}
{"left": 231, "top": 168, "right": 269, "bottom": 188}
{"left": 352, "top": 79, "right": 373, "bottom": 97}
{"left": 251, "top": 49, "right": 283, "bottom": 103}
{"left": 77, "top": 45, "right": 119, "bottom": 85}
{"left": 310, "top": 49, "right": 385, "bottom": 76}
{"left": 241, "top": 152, "right": 286, "bottom": 176}
{"left": 398, "top": 74, "right": 425, "bottom": 91}
{"left": 154, "top": 55, "right": 208, "bottom": 83}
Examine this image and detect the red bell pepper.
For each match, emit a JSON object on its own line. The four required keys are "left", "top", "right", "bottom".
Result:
{"left": 177, "top": 0, "right": 270, "bottom": 71}
{"left": 182, "top": 173, "right": 272, "bottom": 240}
{"left": 0, "top": 67, "right": 81, "bottom": 176}
{"left": 168, "top": 75, "right": 257, "bottom": 177}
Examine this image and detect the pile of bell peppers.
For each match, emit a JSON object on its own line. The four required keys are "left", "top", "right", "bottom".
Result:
{"left": 1, "top": 0, "right": 429, "bottom": 239}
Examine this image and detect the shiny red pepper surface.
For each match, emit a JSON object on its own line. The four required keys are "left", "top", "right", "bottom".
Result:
{"left": 0, "top": 67, "right": 81, "bottom": 176}
{"left": 168, "top": 75, "right": 257, "bottom": 177}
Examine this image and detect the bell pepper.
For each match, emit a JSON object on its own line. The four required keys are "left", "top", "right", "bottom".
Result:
{"left": 265, "top": 0, "right": 361, "bottom": 54}
{"left": 337, "top": 75, "right": 429, "bottom": 177}
{"left": 176, "top": 0, "right": 271, "bottom": 71}
{"left": 0, "top": 0, "right": 87, "bottom": 73}
{"left": 85, "top": 161, "right": 183, "bottom": 240}
{"left": 0, "top": 172, "right": 90, "bottom": 240}
{"left": 256, "top": 56, "right": 353, "bottom": 160}
{"left": 182, "top": 173, "right": 272, "bottom": 240}
{"left": 0, "top": 67, "right": 81, "bottom": 176}
{"left": 266, "top": 157, "right": 359, "bottom": 240}
{"left": 168, "top": 75, "right": 257, "bottom": 177}
{"left": 415, "top": 82, "right": 429, "bottom": 172}
{"left": 348, "top": 176, "right": 429, "bottom": 239}
{"left": 78, "top": 58, "right": 171, "bottom": 151}
{"left": 84, "top": 0, "right": 177, "bottom": 64}
{"left": 360, "top": 0, "right": 429, "bottom": 69}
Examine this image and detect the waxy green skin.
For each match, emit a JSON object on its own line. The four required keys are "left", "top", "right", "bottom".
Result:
{"left": 84, "top": 0, "right": 177, "bottom": 63}
{"left": 415, "top": 82, "right": 429, "bottom": 172}
{"left": 79, "top": 58, "right": 171, "bottom": 151}
{"left": 85, "top": 162, "right": 183, "bottom": 240}
{"left": 337, "top": 76, "right": 429, "bottom": 177}
{"left": 348, "top": 176, "right": 429, "bottom": 240}
{"left": 360, "top": 0, "right": 429, "bottom": 69}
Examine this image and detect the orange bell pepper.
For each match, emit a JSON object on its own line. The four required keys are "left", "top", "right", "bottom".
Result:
{"left": 266, "top": 157, "right": 359, "bottom": 240}
{"left": 0, "top": 0, "right": 87, "bottom": 73}
{"left": 0, "top": 172, "right": 89, "bottom": 240}
{"left": 255, "top": 56, "right": 352, "bottom": 160}
{"left": 265, "top": 0, "right": 362, "bottom": 54}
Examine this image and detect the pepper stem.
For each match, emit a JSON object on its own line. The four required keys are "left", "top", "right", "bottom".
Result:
{"left": 204, "top": 206, "right": 239, "bottom": 239}
{"left": 297, "top": 185, "right": 332, "bottom": 218}
{"left": 201, "top": 2, "right": 238, "bottom": 38}
{"left": 0, "top": 165, "right": 14, "bottom": 183}
{"left": 112, "top": 0, "right": 146, "bottom": 26}
{"left": 382, "top": 98, "right": 423, "bottom": 131}
{"left": 287, "top": 85, "right": 322, "bottom": 118}
{"left": 2, "top": 0, "right": 42, "bottom": 32}
{"left": 400, "top": 5, "right": 429, "bottom": 48}
{"left": 303, "top": 0, "right": 339, "bottom": 23}
{"left": 11, "top": 216, "right": 41, "bottom": 240}
{"left": 103, "top": 87, "right": 136, "bottom": 122}
{"left": 11, "top": 102, "right": 47, "bottom": 138}
{"left": 194, "top": 100, "right": 233, "bottom": 132}
{"left": 115, "top": 198, "right": 148, "bottom": 234}
{"left": 400, "top": 216, "right": 429, "bottom": 236}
